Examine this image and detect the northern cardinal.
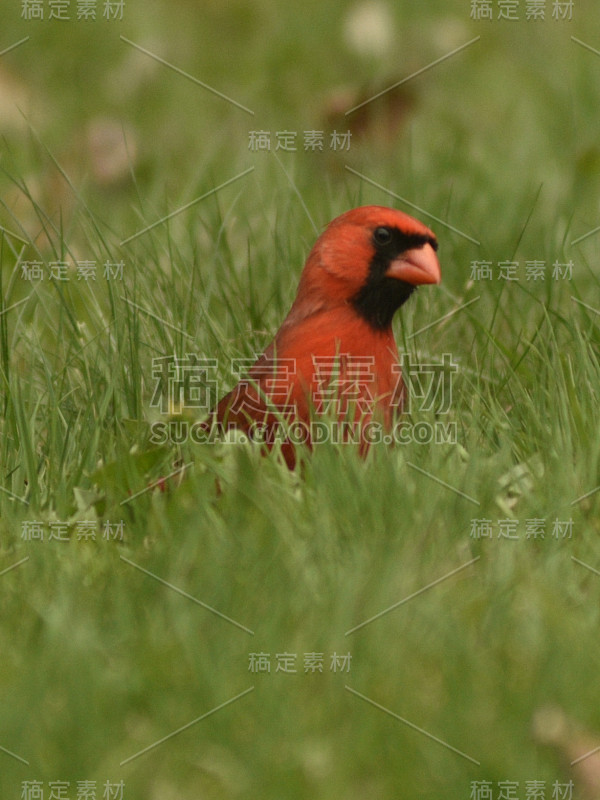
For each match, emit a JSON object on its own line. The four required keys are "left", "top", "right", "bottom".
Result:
{"left": 204, "top": 205, "right": 440, "bottom": 468}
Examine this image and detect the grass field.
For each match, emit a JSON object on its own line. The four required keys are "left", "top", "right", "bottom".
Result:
{"left": 1, "top": 1, "right": 600, "bottom": 798}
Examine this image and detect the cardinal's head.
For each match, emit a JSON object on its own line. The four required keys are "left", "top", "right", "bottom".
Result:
{"left": 295, "top": 205, "right": 440, "bottom": 330}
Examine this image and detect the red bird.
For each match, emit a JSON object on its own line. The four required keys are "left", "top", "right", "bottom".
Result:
{"left": 205, "top": 205, "right": 440, "bottom": 467}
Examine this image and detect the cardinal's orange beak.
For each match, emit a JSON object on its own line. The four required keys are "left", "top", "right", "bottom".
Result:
{"left": 386, "top": 243, "right": 441, "bottom": 286}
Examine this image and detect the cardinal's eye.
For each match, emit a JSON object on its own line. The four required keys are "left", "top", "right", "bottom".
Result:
{"left": 373, "top": 227, "right": 393, "bottom": 247}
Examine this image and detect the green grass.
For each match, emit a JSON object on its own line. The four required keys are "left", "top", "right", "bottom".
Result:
{"left": 1, "top": 1, "right": 600, "bottom": 798}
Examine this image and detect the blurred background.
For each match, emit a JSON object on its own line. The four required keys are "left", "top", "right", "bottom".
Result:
{"left": 1, "top": 0, "right": 599, "bottom": 257}
{"left": 1, "top": 2, "right": 600, "bottom": 799}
